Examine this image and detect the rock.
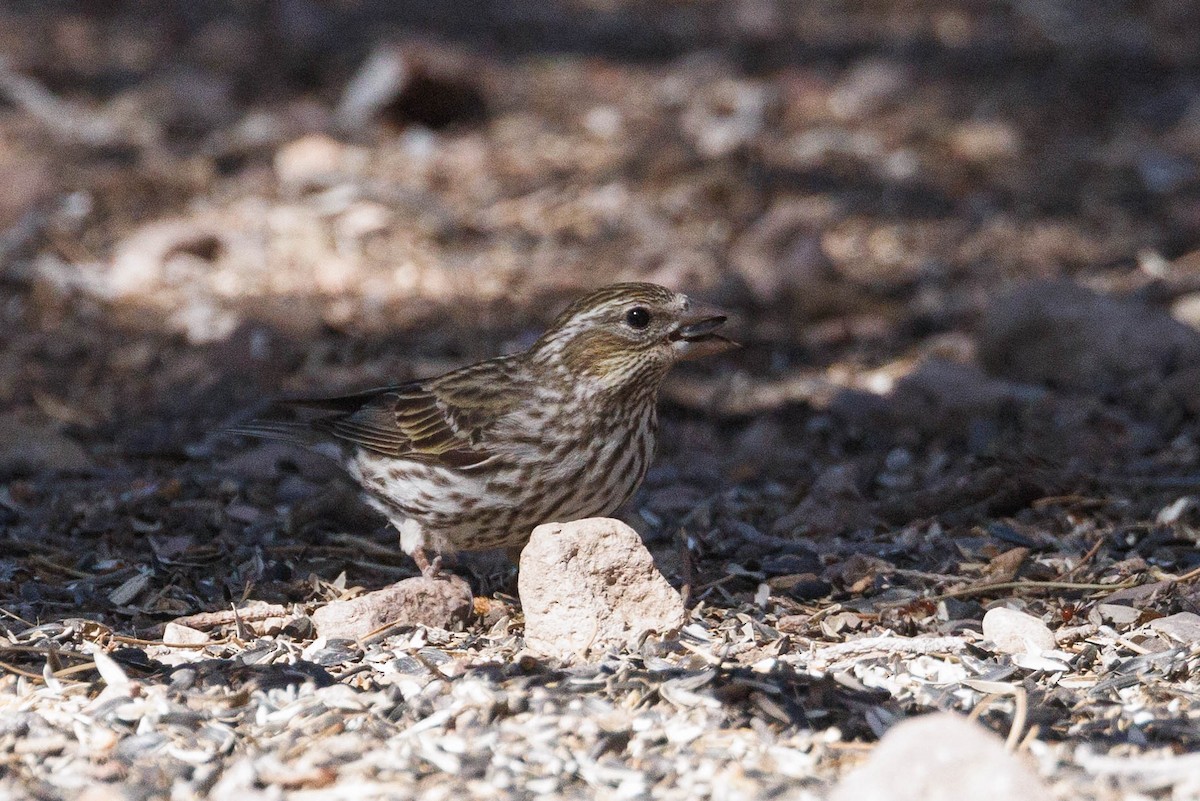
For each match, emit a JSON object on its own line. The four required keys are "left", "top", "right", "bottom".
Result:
{"left": 830, "top": 712, "right": 1048, "bottom": 801}
{"left": 1147, "top": 612, "right": 1200, "bottom": 643}
{"left": 729, "top": 198, "right": 838, "bottom": 304}
{"left": 1090, "top": 603, "right": 1141, "bottom": 627}
{"left": 77, "top": 787, "right": 132, "bottom": 801}
{"left": 1169, "top": 290, "right": 1200, "bottom": 331}
{"left": 274, "top": 134, "right": 368, "bottom": 189}
{"left": 828, "top": 58, "right": 911, "bottom": 120}
{"left": 949, "top": 120, "right": 1021, "bottom": 162}
{"left": 518, "top": 518, "right": 686, "bottom": 660}
{"left": 0, "top": 146, "right": 54, "bottom": 231}
{"left": 162, "top": 622, "right": 210, "bottom": 646}
{"left": 1155, "top": 495, "right": 1199, "bottom": 526}
{"left": 311, "top": 576, "right": 473, "bottom": 640}
{"left": 982, "top": 607, "right": 1055, "bottom": 655}
{"left": 981, "top": 547, "right": 1030, "bottom": 583}
{"left": 681, "top": 78, "right": 771, "bottom": 159}
{"left": 978, "top": 280, "right": 1200, "bottom": 400}
{"left": 1138, "top": 149, "right": 1195, "bottom": 194}
{"left": 143, "top": 67, "right": 236, "bottom": 133}
{"left": 216, "top": 441, "right": 343, "bottom": 482}
{"left": 773, "top": 464, "right": 879, "bottom": 537}
{"left": 105, "top": 220, "right": 226, "bottom": 297}
{"left": 777, "top": 574, "right": 832, "bottom": 601}
{"left": 0, "top": 412, "right": 93, "bottom": 475}
{"left": 888, "top": 359, "right": 1046, "bottom": 434}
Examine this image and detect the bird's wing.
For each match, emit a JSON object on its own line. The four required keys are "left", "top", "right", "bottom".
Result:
{"left": 278, "top": 357, "right": 525, "bottom": 468}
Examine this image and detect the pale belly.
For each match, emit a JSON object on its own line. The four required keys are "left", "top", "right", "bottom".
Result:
{"left": 349, "top": 419, "right": 656, "bottom": 552}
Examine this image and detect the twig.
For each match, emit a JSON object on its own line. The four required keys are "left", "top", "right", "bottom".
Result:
{"left": 0, "top": 659, "right": 46, "bottom": 681}
{"left": 1005, "top": 687, "right": 1029, "bottom": 753}
{"left": 1168, "top": 564, "right": 1200, "bottom": 584}
{"left": 1017, "top": 724, "right": 1041, "bottom": 753}
{"left": 1059, "top": 535, "right": 1106, "bottom": 580}
{"left": 112, "top": 634, "right": 229, "bottom": 650}
{"left": 0, "top": 646, "right": 94, "bottom": 661}
{"left": 694, "top": 573, "right": 751, "bottom": 596}
{"left": 0, "top": 607, "right": 33, "bottom": 627}
{"left": 231, "top": 603, "right": 248, "bottom": 640}
{"left": 52, "top": 661, "right": 101, "bottom": 679}
{"left": 159, "top": 603, "right": 295, "bottom": 633}
{"left": 28, "top": 555, "right": 97, "bottom": 580}
{"left": 925, "top": 578, "right": 1138, "bottom": 602}
{"left": 329, "top": 532, "right": 407, "bottom": 561}
{"left": 893, "top": 564, "right": 1200, "bottom": 609}
{"left": 1055, "top": 623, "right": 1101, "bottom": 645}
{"left": 0, "top": 656, "right": 96, "bottom": 683}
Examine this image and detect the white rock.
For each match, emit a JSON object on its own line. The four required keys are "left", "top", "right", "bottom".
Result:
{"left": 274, "top": 133, "right": 367, "bottom": 188}
{"left": 830, "top": 712, "right": 1048, "bottom": 801}
{"left": 163, "top": 622, "right": 210, "bottom": 646}
{"left": 982, "top": 607, "right": 1055, "bottom": 655}
{"left": 519, "top": 518, "right": 686, "bottom": 661}
{"left": 681, "top": 79, "right": 769, "bottom": 159}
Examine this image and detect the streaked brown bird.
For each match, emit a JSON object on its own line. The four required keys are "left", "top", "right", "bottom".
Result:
{"left": 229, "top": 282, "right": 731, "bottom": 575}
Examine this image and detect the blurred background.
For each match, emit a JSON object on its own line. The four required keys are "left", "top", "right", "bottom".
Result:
{"left": 4, "top": 0, "right": 1200, "bottom": 441}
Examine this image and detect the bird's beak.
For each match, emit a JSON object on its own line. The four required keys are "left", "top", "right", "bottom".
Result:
{"left": 671, "top": 315, "right": 726, "bottom": 341}
{"left": 669, "top": 303, "right": 737, "bottom": 360}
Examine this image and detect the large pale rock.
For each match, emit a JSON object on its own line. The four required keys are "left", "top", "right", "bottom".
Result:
{"left": 519, "top": 518, "right": 686, "bottom": 660}
{"left": 312, "top": 576, "right": 473, "bottom": 640}
{"left": 831, "top": 713, "right": 1048, "bottom": 801}
{"left": 982, "top": 607, "right": 1055, "bottom": 655}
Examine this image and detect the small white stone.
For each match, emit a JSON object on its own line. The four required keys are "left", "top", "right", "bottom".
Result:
{"left": 163, "top": 622, "right": 210, "bottom": 645}
{"left": 982, "top": 607, "right": 1055, "bottom": 655}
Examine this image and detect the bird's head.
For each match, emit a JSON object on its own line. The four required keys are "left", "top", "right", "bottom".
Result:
{"left": 529, "top": 282, "right": 733, "bottom": 391}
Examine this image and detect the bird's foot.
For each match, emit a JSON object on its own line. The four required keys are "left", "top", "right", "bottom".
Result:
{"left": 412, "top": 548, "right": 443, "bottom": 578}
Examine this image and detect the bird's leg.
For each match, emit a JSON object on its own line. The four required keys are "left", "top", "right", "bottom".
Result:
{"left": 396, "top": 517, "right": 442, "bottom": 577}
{"left": 412, "top": 547, "right": 442, "bottom": 578}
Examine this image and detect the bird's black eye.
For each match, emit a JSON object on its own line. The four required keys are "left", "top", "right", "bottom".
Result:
{"left": 625, "top": 306, "right": 651, "bottom": 329}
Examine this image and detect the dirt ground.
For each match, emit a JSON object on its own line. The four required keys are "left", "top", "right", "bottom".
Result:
{"left": 3, "top": 2, "right": 1200, "bottom": 798}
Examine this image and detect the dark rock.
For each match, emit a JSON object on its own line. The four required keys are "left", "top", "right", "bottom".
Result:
{"left": 979, "top": 280, "right": 1200, "bottom": 405}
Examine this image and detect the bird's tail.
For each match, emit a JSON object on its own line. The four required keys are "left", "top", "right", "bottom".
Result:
{"left": 223, "top": 419, "right": 323, "bottom": 447}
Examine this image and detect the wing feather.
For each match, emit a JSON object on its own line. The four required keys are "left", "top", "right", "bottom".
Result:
{"left": 235, "top": 356, "right": 527, "bottom": 469}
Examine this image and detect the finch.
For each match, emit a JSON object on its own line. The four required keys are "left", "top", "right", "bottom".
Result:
{"left": 229, "top": 282, "right": 731, "bottom": 575}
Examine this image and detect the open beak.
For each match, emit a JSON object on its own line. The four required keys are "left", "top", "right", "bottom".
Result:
{"left": 669, "top": 304, "right": 738, "bottom": 359}
{"left": 669, "top": 314, "right": 727, "bottom": 342}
